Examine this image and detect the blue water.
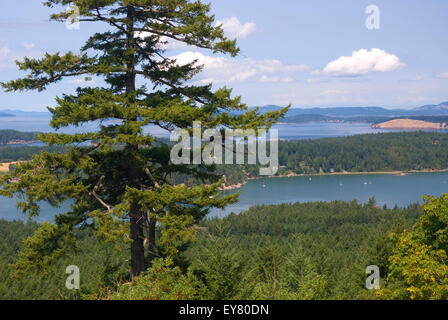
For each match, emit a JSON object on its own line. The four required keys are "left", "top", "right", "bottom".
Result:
{"left": 2, "top": 172, "right": 447, "bottom": 222}
{"left": 209, "top": 172, "right": 448, "bottom": 218}
{"left": 0, "top": 115, "right": 392, "bottom": 141}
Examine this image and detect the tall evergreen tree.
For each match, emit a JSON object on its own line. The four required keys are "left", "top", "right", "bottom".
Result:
{"left": 0, "top": 0, "right": 287, "bottom": 277}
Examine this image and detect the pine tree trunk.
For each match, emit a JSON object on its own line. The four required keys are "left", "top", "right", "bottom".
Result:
{"left": 125, "top": 5, "right": 145, "bottom": 279}
{"left": 147, "top": 218, "right": 158, "bottom": 267}
{"left": 130, "top": 202, "right": 145, "bottom": 278}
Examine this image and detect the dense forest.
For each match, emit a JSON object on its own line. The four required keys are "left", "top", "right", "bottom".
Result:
{"left": 278, "top": 132, "right": 448, "bottom": 174}
{"left": 0, "top": 219, "right": 128, "bottom": 299}
{"left": 0, "top": 199, "right": 423, "bottom": 299}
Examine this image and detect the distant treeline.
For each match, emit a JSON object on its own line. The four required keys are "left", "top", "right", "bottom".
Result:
{"left": 143, "top": 132, "right": 448, "bottom": 185}
{"left": 2, "top": 132, "right": 448, "bottom": 180}
{"left": 278, "top": 132, "right": 448, "bottom": 174}
{"left": 0, "top": 130, "right": 39, "bottom": 144}
{"left": 282, "top": 114, "right": 391, "bottom": 124}
{"left": 0, "top": 146, "right": 65, "bottom": 162}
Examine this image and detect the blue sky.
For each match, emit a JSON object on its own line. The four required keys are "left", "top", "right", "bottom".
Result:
{"left": 0, "top": 0, "right": 447, "bottom": 111}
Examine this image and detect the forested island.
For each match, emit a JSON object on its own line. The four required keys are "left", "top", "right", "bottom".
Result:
{"left": 0, "top": 130, "right": 39, "bottom": 145}
{"left": 277, "top": 131, "right": 448, "bottom": 174}
{"left": 2, "top": 131, "right": 448, "bottom": 184}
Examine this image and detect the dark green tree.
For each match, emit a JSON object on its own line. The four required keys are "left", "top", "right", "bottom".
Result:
{"left": 0, "top": 0, "right": 287, "bottom": 278}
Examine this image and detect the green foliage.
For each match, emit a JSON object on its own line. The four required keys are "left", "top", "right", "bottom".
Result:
{"left": 380, "top": 194, "right": 448, "bottom": 299}
{"left": 183, "top": 201, "right": 421, "bottom": 300}
{"left": 109, "top": 258, "right": 203, "bottom": 300}
{"left": 189, "top": 231, "right": 246, "bottom": 300}
{"left": 0, "top": 219, "right": 128, "bottom": 300}
{"left": 11, "top": 222, "right": 76, "bottom": 279}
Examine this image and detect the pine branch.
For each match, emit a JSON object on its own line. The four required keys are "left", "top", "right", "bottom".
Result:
{"left": 90, "top": 175, "right": 113, "bottom": 213}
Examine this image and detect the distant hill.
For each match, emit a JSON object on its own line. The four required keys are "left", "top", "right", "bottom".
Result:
{"left": 3, "top": 102, "right": 448, "bottom": 125}
{"left": 373, "top": 119, "right": 448, "bottom": 130}
{"left": 281, "top": 114, "right": 338, "bottom": 123}
{"left": 0, "top": 130, "right": 39, "bottom": 145}
{"left": 414, "top": 102, "right": 448, "bottom": 112}
{"left": 0, "top": 109, "right": 51, "bottom": 118}
{"left": 254, "top": 102, "right": 448, "bottom": 124}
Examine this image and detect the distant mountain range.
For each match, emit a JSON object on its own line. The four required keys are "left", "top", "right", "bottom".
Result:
{"left": 0, "top": 112, "right": 14, "bottom": 117}
{"left": 414, "top": 102, "right": 448, "bottom": 112}
{"left": 2, "top": 102, "right": 448, "bottom": 124}
{"left": 255, "top": 102, "right": 448, "bottom": 123}
{"left": 0, "top": 109, "right": 51, "bottom": 118}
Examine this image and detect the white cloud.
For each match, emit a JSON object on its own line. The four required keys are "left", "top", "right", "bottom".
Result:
{"left": 69, "top": 78, "right": 95, "bottom": 85}
{"left": 260, "top": 75, "right": 293, "bottom": 83}
{"left": 266, "top": 76, "right": 445, "bottom": 108}
{"left": 162, "top": 38, "right": 189, "bottom": 50}
{"left": 436, "top": 72, "right": 448, "bottom": 79}
{"left": 320, "top": 89, "right": 348, "bottom": 96}
{"left": 170, "top": 51, "right": 308, "bottom": 84}
{"left": 0, "top": 47, "right": 11, "bottom": 59}
{"left": 0, "top": 47, "right": 14, "bottom": 69}
{"left": 22, "top": 43, "right": 35, "bottom": 51}
{"left": 215, "top": 17, "right": 257, "bottom": 39}
{"left": 315, "top": 48, "right": 404, "bottom": 76}
{"left": 307, "top": 78, "right": 323, "bottom": 84}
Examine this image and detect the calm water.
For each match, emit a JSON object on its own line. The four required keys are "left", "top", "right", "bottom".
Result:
{"left": 2, "top": 172, "right": 448, "bottom": 222}
{"left": 209, "top": 172, "right": 448, "bottom": 218}
{"left": 0, "top": 115, "right": 392, "bottom": 140}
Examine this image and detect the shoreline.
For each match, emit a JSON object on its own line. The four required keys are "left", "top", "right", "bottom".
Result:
{"left": 222, "top": 168, "right": 448, "bottom": 190}
{"left": 0, "top": 140, "right": 40, "bottom": 146}
{"left": 2, "top": 159, "right": 447, "bottom": 188}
